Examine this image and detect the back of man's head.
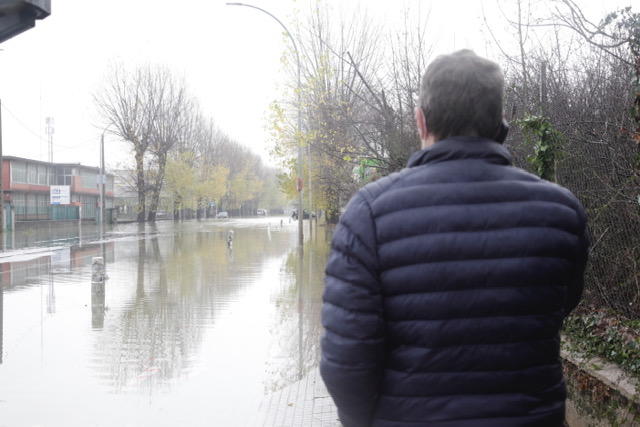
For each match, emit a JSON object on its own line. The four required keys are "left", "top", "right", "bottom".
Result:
{"left": 419, "top": 50, "right": 504, "bottom": 141}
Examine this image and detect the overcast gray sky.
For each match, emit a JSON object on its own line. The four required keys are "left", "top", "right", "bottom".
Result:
{"left": 0, "top": 0, "right": 629, "bottom": 170}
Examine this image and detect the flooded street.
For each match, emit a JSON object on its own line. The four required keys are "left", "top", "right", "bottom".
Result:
{"left": 0, "top": 218, "right": 329, "bottom": 427}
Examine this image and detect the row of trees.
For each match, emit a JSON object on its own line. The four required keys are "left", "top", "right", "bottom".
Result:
{"left": 270, "top": 1, "right": 639, "bottom": 317}
{"left": 95, "top": 65, "right": 286, "bottom": 222}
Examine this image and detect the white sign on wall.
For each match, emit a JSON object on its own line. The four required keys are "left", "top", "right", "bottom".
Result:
{"left": 50, "top": 185, "right": 70, "bottom": 205}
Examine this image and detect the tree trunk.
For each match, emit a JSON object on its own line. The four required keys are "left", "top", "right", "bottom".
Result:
{"left": 196, "top": 198, "right": 202, "bottom": 220}
{"left": 135, "top": 149, "right": 146, "bottom": 223}
{"left": 173, "top": 198, "right": 180, "bottom": 221}
{"left": 147, "top": 153, "right": 167, "bottom": 222}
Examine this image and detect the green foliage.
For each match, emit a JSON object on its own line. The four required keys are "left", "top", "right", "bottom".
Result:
{"left": 195, "top": 165, "right": 229, "bottom": 208}
{"left": 563, "top": 311, "right": 640, "bottom": 380}
{"left": 601, "top": 7, "right": 640, "bottom": 56}
{"left": 165, "top": 152, "right": 197, "bottom": 208}
{"left": 225, "top": 166, "right": 261, "bottom": 209}
{"left": 517, "top": 115, "right": 563, "bottom": 181}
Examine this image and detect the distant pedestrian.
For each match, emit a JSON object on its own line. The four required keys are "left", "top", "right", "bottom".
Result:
{"left": 320, "top": 50, "right": 589, "bottom": 427}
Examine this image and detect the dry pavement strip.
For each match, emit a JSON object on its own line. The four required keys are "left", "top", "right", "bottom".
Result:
{"left": 254, "top": 368, "right": 340, "bottom": 426}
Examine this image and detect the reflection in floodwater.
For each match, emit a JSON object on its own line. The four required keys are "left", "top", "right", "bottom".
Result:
{"left": 91, "top": 281, "right": 105, "bottom": 329}
{"left": 91, "top": 244, "right": 108, "bottom": 329}
{"left": 46, "top": 260, "right": 56, "bottom": 314}
{"left": 263, "top": 230, "right": 330, "bottom": 394}
{"left": 2, "top": 221, "right": 119, "bottom": 252}
{"left": 0, "top": 278, "right": 3, "bottom": 364}
{"left": 0, "top": 219, "right": 330, "bottom": 426}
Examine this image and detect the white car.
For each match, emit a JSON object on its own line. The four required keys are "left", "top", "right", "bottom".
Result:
{"left": 216, "top": 211, "right": 229, "bottom": 219}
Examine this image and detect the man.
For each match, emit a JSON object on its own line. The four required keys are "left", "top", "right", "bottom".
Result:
{"left": 320, "top": 50, "right": 589, "bottom": 427}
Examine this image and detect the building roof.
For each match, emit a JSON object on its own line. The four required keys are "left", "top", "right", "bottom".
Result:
{"left": 3, "top": 156, "right": 114, "bottom": 176}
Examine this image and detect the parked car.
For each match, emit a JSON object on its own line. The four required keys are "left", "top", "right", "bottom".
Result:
{"left": 155, "top": 210, "right": 170, "bottom": 220}
{"left": 291, "top": 209, "right": 315, "bottom": 220}
{"left": 216, "top": 211, "right": 229, "bottom": 219}
{"left": 257, "top": 208, "right": 268, "bottom": 216}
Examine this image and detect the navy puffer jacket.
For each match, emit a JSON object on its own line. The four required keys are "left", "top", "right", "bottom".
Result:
{"left": 320, "top": 137, "right": 589, "bottom": 427}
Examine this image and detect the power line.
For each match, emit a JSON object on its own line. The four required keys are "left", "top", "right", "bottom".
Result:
{"left": 1, "top": 101, "right": 95, "bottom": 152}
{"left": 1, "top": 101, "right": 46, "bottom": 142}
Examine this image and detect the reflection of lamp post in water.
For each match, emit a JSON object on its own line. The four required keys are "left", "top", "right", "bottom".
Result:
{"left": 226, "top": 2, "right": 305, "bottom": 248}
{"left": 46, "top": 257, "right": 55, "bottom": 314}
{"left": 0, "top": 276, "right": 3, "bottom": 364}
{"left": 91, "top": 256, "right": 106, "bottom": 329}
{"left": 297, "top": 244, "right": 304, "bottom": 380}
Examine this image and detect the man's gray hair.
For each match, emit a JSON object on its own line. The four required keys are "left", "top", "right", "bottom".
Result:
{"left": 419, "top": 50, "right": 504, "bottom": 140}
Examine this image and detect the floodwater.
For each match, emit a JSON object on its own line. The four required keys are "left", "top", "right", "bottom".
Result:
{"left": 0, "top": 218, "right": 330, "bottom": 427}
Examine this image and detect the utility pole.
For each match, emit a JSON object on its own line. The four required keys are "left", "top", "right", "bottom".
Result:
{"left": 99, "top": 132, "right": 105, "bottom": 239}
{"left": 308, "top": 143, "right": 313, "bottom": 237}
{"left": 540, "top": 61, "right": 547, "bottom": 115}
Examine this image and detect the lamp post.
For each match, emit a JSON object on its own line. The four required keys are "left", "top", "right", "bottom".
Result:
{"left": 99, "top": 125, "right": 110, "bottom": 240}
{"left": 226, "top": 2, "right": 304, "bottom": 248}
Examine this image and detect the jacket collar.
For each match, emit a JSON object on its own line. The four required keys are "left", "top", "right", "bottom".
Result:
{"left": 407, "top": 136, "right": 512, "bottom": 168}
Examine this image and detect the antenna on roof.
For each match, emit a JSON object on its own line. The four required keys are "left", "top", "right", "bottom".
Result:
{"left": 45, "top": 116, "right": 54, "bottom": 164}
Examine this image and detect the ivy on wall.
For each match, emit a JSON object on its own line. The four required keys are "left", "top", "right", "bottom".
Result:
{"left": 518, "top": 115, "right": 563, "bottom": 181}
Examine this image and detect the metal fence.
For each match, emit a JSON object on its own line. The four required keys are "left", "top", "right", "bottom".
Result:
{"left": 508, "top": 128, "right": 640, "bottom": 320}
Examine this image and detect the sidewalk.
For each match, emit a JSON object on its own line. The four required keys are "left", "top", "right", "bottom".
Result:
{"left": 255, "top": 367, "right": 339, "bottom": 426}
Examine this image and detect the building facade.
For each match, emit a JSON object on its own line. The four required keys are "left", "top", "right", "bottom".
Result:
{"left": 2, "top": 156, "right": 114, "bottom": 225}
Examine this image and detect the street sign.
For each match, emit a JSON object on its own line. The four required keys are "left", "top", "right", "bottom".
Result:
{"left": 50, "top": 185, "right": 70, "bottom": 205}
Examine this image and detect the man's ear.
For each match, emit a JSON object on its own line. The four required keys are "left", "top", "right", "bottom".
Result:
{"left": 415, "top": 107, "right": 428, "bottom": 141}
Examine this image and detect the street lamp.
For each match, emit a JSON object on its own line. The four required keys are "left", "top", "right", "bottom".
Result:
{"left": 226, "top": 2, "right": 304, "bottom": 247}
{"left": 98, "top": 124, "right": 111, "bottom": 240}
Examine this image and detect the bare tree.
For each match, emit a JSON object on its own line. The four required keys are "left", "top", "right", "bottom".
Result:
{"left": 147, "top": 69, "right": 192, "bottom": 222}
{"left": 95, "top": 65, "right": 160, "bottom": 222}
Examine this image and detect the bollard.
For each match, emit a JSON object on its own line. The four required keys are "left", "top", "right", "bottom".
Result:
{"left": 92, "top": 257, "right": 105, "bottom": 282}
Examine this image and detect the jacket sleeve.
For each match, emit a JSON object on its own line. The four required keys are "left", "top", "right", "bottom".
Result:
{"left": 320, "top": 191, "right": 385, "bottom": 427}
{"left": 565, "top": 202, "right": 590, "bottom": 314}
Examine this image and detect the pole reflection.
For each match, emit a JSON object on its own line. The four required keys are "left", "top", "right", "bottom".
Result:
{"left": 91, "top": 280, "right": 105, "bottom": 329}
{"left": 137, "top": 228, "right": 146, "bottom": 299}
{"left": 297, "top": 244, "right": 304, "bottom": 381}
{"left": 0, "top": 278, "right": 3, "bottom": 365}
{"left": 46, "top": 257, "right": 55, "bottom": 314}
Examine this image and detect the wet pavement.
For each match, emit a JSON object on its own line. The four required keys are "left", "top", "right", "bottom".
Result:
{"left": 0, "top": 218, "right": 334, "bottom": 427}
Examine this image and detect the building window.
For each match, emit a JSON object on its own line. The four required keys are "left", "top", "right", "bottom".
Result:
{"left": 11, "top": 161, "right": 27, "bottom": 183}
{"left": 37, "top": 165, "right": 48, "bottom": 185}
{"left": 27, "top": 163, "right": 37, "bottom": 184}
{"left": 57, "top": 167, "right": 73, "bottom": 186}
